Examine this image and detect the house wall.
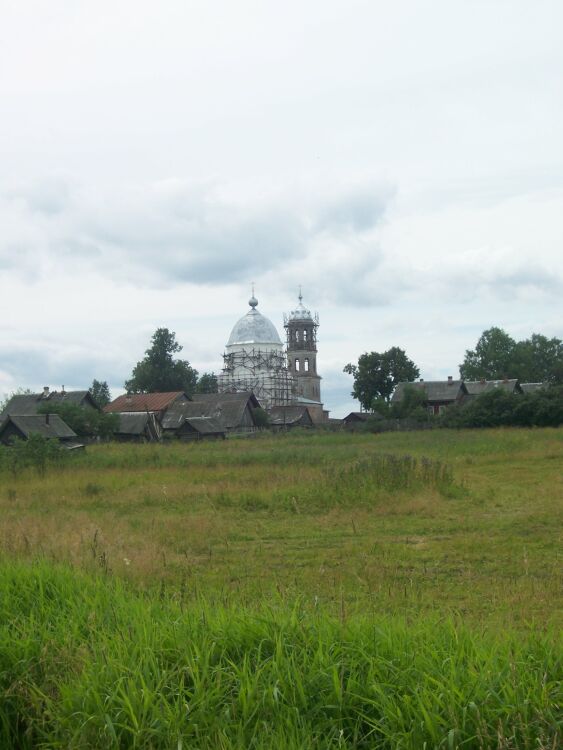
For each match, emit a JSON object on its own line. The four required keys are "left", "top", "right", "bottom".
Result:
{"left": 0, "top": 422, "right": 24, "bottom": 444}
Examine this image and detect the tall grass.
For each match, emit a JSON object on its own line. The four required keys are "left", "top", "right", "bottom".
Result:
{"left": 1, "top": 560, "right": 560, "bottom": 749}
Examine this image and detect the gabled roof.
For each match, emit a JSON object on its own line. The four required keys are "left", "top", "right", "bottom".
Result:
{"left": 0, "top": 414, "right": 77, "bottom": 440}
{"left": 268, "top": 406, "right": 313, "bottom": 426}
{"left": 464, "top": 379, "right": 521, "bottom": 396}
{"left": 392, "top": 380, "right": 466, "bottom": 404}
{"left": 104, "top": 392, "right": 189, "bottom": 413}
{"left": 115, "top": 412, "right": 152, "bottom": 435}
{"left": 113, "top": 412, "right": 161, "bottom": 441}
{"left": 342, "top": 411, "right": 370, "bottom": 423}
{"left": 520, "top": 383, "right": 546, "bottom": 394}
{"left": 0, "top": 390, "right": 98, "bottom": 421}
{"left": 184, "top": 417, "right": 225, "bottom": 435}
{"left": 163, "top": 392, "right": 259, "bottom": 430}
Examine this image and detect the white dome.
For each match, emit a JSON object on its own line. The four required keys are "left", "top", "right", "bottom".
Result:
{"left": 227, "top": 298, "right": 282, "bottom": 347}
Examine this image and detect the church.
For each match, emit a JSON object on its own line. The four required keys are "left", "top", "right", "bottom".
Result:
{"left": 217, "top": 290, "right": 328, "bottom": 423}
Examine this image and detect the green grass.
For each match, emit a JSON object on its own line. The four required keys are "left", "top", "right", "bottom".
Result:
{"left": 1, "top": 560, "right": 560, "bottom": 749}
{"left": 1, "top": 428, "right": 562, "bottom": 747}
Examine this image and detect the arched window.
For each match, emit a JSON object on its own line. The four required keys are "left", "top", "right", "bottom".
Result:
{"left": 295, "top": 358, "right": 300, "bottom": 371}
{"left": 303, "top": 330, "right": 308, "bottom": 342}
{"left": 304, "top": 358, "right": 309, "bottom": 372}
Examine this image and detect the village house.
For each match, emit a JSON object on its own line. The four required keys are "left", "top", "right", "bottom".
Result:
{"left": 0, "top": 387, "right": 99, "bottom": 422}
{"left": 268, "top": 405, "right": 314, "bottom": 430}
{"left": 0, "top": 414, "right": 83, "bottom": 449}
{"left": 392, "top": 377, "right": 468, "bottom": 415}
{"left": 161, "top": 392, "right": 261, "bottom": 436}
{"left": 104, "top": 392, "right": 191, "bottom": 422}
{"left": 463, "top": 379, "right": 522, "bottom": 400}
{"left": 113, "top": 412, "right": 162, "bottom": 442}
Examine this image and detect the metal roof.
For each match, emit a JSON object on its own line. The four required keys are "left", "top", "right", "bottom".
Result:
{"left": 520, "top": 382, "right": 546, "bottom": 393}
{"left": 268, "top": 406, "right": 313, "bottom": 426}
{"left": 227, "top": 297, "right": 282, "bottom": 347}
{"left": 392, "top": 380, "right": 466, "bottom": 403}
{"left": 1, "top": 414, "right": 77, "bottom": 440}
{"left": 104, "top": 392, "right": 188, "bottom": 413}
{"left": 464, "top": 379, "right": 520, "bottom": 396}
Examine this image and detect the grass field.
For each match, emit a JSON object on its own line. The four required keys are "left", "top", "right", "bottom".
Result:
{"left": 1, "top": 428, "right": 561, "bottom": 747}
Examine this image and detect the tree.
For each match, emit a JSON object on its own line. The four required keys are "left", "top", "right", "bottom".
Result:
{"left": 460, "top": 328, "right": 563, "bottom": 383}
{"left": 195, "top": 372, "right": 218, "bottom": 394}
{"left": 37, "top": 402, "right": 118, "bottom": 439}
{"left": 344, "top": 347, "right": 420, "bottom": 410}
{"left": 512, "top": 334, "right": 563, "bottom": 384}
{"left": 125, "top": 328, "right": 198, "bottom": 394}
{"left": 459, "top": 327, "right": 516, "bottom": 381}
{"left": 89, "top": 379, "right": 111, "bottom": 408}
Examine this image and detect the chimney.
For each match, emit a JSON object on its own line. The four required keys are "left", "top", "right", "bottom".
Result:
{"left": 126, "top": 394, "right": 132, "bottom": 405}
{"left": 61, "top": 385, "right": 66, "bottom": 394}
{"left": 447, "top": 375, "right": 453, "bottom": 384}
{"left": 43, "top": 386, "right": 50, "bottom": 398}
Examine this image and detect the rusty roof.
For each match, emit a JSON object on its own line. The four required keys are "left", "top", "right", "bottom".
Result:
{"left": 104, "top": 392, "right": 188, "bottom": 413}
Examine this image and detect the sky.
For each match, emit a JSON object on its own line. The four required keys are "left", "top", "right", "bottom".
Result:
{"left": 1, "top": 0, "right": 562, "bottom": 417}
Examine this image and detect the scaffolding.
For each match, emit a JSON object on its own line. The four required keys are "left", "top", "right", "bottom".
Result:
{"left": 218, "top": 347, "right": 295, "bottom": 409}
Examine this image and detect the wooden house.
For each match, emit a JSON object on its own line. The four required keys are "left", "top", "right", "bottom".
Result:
{"left": 113, "top": 412, "right": 162, "bottom": 442}
{"left": 104, "top": 391, "right": 190, "bottom": 422}
{"left": 268, "top": 405, "right": 314, "bottom": 430}
{"left": 0, "top": 414, "right": 82, "bottom": 448}
{"left": 392, "top": 377, "right": 467, "bottom": 415}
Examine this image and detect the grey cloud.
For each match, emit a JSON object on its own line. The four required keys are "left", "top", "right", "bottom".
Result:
{"left": 446, "top": 264, "right": 563, "bottom": 303}
{"left": 9, "top": 177, "right": 71, "bottom": 216}
{"left": 1, "top": 177, "right": 396, "bottom": 290}
{"left": 314, "top": 185, "right": 395, "bottom": 234}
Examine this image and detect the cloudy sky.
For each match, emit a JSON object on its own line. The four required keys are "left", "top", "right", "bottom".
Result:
{"left": 1, "top": 1, "right": 562, "bottom": 416}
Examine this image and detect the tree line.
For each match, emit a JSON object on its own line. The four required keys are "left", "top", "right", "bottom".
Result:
{"left": 345, "top": 327, "right": 563, "bottom": 411}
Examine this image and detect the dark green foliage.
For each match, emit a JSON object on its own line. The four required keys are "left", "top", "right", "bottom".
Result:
{"left": 0, "top": 434, "right": 67, "bottom": 476}
{"left": 89, "top": 379, "right": 111, "bottom": 408}
{"left": 195, "top": 372, "right": 218, "bottom": 393}
{"left": 125, "top": 328, "right": 198, "bottom": 394}
{"left": 37, "top": 403, "right": 118, "bottom": 439}
{"left": 441, "top": 385, "right": 563, "bottom": 428}
{"left": 0, "top": 561, "right": 559, "bottom": 749}
{"left": 344, "top": 348, "right": 420, "bottom": 409}
{"left": 252, "top": 407, "right": 271, "bottom": 428}
{"left": 389, "top": 384, "right": 429, "bottom": 421}
{"left": 460, "top": 327, "right": 563, "bottom": 383}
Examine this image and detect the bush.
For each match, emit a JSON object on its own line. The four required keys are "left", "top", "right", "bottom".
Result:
{"left": 440, "top": 385, "right": 563, "bottom": 428}
{"left": 37, "top": 403, "right": 118, "bottom": 439}
{"left": 0, "top": 434, "right": 68, "bottom": 476}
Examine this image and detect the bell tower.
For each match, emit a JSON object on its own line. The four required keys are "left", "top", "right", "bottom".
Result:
{"left": 284, "top": 288, "right": 323, "bottom": 411}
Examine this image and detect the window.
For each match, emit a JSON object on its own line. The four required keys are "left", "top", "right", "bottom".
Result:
{"left": 303, "top": 330, "right": 308, "bottom": 342}
{"left": 304, "top": 358, "right": 309, "bottom": 372}
{"left": 295, "top": 358, "right": 300, "bottom": 371}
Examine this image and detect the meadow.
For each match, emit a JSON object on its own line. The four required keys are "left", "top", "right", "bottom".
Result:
{"left": 1, "top": 428, "right": 561, "bottom": 747}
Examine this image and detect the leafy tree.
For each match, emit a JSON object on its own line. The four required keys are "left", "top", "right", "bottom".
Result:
{"left": 89, "top": 379, "right": 111, "bottom": 408}
{"left": 252, "top": 407, "right": 271, "bottom": 428}
{"left": 195, "top": 373, "right": 218, "bottom": 394}
{"left": 389, "top": 384, "right": 429, "bottom": 421}
{"left": 37, "top": 403, "right": 118, "bottom": 439}
{"left": 459, "top": 328, "right": 563, "bottom": 383}
{"left": 344, "top": 347, "right": 420, "bottom": 409}
{"left": 511, "top": 334, "right": 563, "bottom": 384}
{"left": 125, "top": 328, "right": 198, "bottom": 395}
{"left": 459, "top": 327, "right": 517, "bottom": 381}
